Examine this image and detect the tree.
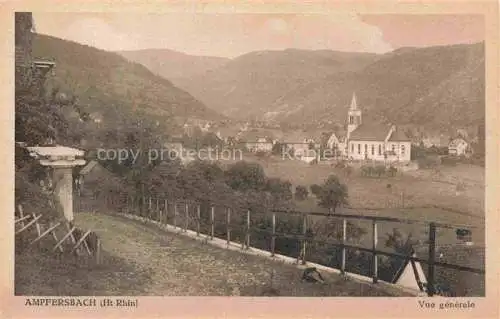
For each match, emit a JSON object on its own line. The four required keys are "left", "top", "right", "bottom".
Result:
{"left": 271, "top": 141, "right": 285, "bottom": 155}
{"left": 310, "top": 184, "right": 322, "bottom": 197}
{"left": 225, "top": 161, "right": 267, "bottom": 191}
{"left": 294, "top": 185, "right": 309, "bottom": 201}
{"left": 265, "top": 177, "right": 293, "bottom": 203}
{"left": 317, "top": 175, "right": 348, "bottom": 214}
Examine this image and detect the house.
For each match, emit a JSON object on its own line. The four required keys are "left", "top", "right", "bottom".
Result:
{"left": 239, "top": 130, "right": 274, "bottom": 153}
{"left": 448, "top": 138, "right": 469, "bottom": 156}
{"left": 327, "top": 93, "right": 412, "bottom": 163}
{"left": 280, "top": 131, "right": 322, "bottom": 158}
{"left": 215, "top": 127, "right": 242, "bottom": 146}
{"left": 326, "top": 127, "right": 348, "bottom": 158}
{"left": 77, "top": 160, "right": 126, "bottom": 197}
{"left": 421, "top": 135, "right": 451, "bottom": 148}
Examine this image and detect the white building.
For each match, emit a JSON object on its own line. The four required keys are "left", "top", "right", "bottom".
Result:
{"left": 327, "top": 93, "right": 412, "bottom": 163}
{"left": 448, "top": 138, "right": 469, "bottom": 156}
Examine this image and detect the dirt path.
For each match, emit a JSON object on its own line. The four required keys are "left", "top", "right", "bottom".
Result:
{"left": 74, "top": 212, "right": 408, "bottom": 296}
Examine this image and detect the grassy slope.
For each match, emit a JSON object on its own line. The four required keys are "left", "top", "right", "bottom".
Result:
{"left": 32, "top": 34, "right": 222, "bottom": 123}
{"left": 15, "top": 213, "right": 409, "bottom": 296}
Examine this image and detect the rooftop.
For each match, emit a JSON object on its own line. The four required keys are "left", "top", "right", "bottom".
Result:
{"left": 349, "top": 124, "right": 392, "bottom": 141}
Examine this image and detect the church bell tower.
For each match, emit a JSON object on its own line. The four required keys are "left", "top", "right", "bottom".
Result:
{"left": 347, "top": 92, "right": 362, "bottom": 139}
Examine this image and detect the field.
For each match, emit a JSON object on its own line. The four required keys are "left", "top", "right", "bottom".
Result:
{"left": 221, "top": 155, "right": 485, "bottom": 248}
{"left": 15, "top": 213, "right": 410, "bottom": 297}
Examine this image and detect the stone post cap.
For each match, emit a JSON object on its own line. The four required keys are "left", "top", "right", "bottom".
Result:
{"left": 26, "top": 145, "right": 86, "bottom": 167}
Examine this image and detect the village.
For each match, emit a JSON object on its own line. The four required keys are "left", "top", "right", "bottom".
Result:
{"left": 160, "top": 92, "right": 483, "bottom": 169}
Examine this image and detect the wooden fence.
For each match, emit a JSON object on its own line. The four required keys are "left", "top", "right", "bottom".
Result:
{"left": 98, "top": 194, "right": 484, "bottom": 297}
{"left": 15, "top": 204, "right": 102, "bottom": 263}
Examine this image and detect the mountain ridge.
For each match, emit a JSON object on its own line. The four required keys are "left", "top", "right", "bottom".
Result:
{"left": 32, "top": 34, "right": 223, "bottom": 127}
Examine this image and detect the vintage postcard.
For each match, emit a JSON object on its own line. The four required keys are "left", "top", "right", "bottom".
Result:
{"left": 0, "top": 0, "right": 498, "bottom": 318}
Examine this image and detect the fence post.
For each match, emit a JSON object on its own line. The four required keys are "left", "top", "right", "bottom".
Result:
{"left": 159, "top": 200, "right": 163, "bottom": 224}
{"left": 196, "top": 204, "right": 201, "bottom": 236}
{"left": 427, "top": 222, "right": 437, "bottom": 296}
{"left": 226, "top": 207, "right": 231, "bottom": 247}
{"left": 341, "top": 218, "right": 347, "bottom": 274}
{"left": 210, "top": 206, "right": 215, "bottom": 240}
{"left": 372, "top": 220, "right": 378, "bottom": 283}
{"left": 142, "top": 196, "right": 146, "bottom": 216}
{"left": 271, "top": 212, "right": 276, "bottom": 257}
{"left": 18, "top": 205, "right": 25, "bottom": 228}
{"left": 164, "top": 199, "right": 168, "bottom": 226}
{"left": 246, "top": 210, "right": 251, "bottom": 249}
{"left": 174, "top": 202, "right": 178, "bottom": 229}
{"left": 301, "top": 214, "right": 307, "bottom": 265}
{"left": 185, "top": 203, "right": 189, "bottom": 232}
{"left": 95, "top": 238, "right": 102, "bottom": 265}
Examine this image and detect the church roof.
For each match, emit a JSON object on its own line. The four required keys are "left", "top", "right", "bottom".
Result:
{"left": 349, "top": 124, "right": 411, "bottom": 142}
{"left": 349, "top": 124, "right": 392, "bottom": 141}
{"left": 388, "top": 128, "right": 411, "bottom": 142}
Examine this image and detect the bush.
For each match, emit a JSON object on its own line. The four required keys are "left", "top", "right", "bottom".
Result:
{"left": 373, "top": 165, "right": 386, "bottom": 177}
{"left": 417, "top": 156, "right": 441, "bottom": 169}
{"left": 441, "top": 156, "right": 458, "bottom": 167}
{"left": 294, "top": 185, "right": 309, "bottom": 201}
{"left": 387, "top": 166, "right": 398, "bottom": 177}
{"left": 310, "top": 184, "right": 322, "bottom": 197}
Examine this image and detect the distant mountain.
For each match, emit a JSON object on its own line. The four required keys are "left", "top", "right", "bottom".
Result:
{"left": 274, "top": 43, "right": 485, "bottom": 134}
{"left": 117, "top": 48, "right": 230, "bottom": 86}
{"left": 172, "top": 44, "right": 484, "bottom": 134}
{"left": 33, "top": 34, "right": 223, "bottom": 126}
{"left": 174, "top": 48, "right": 379, "bottom": 119}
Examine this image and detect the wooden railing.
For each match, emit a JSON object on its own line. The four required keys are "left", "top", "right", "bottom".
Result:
{"left": 95, "top": 194, "right": 485, "bottom": 297}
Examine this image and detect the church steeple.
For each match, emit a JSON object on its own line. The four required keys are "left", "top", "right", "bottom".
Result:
{"left": 347, "top": 92, "right": 362, "bottom": 138}
{"left": 350, "top": 92, "right": 358, "bottom": 110}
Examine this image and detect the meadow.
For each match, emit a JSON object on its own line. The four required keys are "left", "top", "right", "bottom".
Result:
{"left": 220, "top": 154, "right": 485, "bottom": 248}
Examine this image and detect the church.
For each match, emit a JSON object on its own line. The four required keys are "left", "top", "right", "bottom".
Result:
{"left": 327, "top": 93, "right": 412, "bottom": 163}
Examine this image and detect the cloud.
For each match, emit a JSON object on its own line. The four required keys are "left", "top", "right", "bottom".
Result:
{"left": 61, "top": 18, "right": 142, "bottom": 51}
{"left": 35, "top": 13, "right": 393, "bottom": 56}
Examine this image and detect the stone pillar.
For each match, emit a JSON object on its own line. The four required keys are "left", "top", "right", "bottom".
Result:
{"left": 53, "top": 166, "right": 75, "bottom": 222}
{"left": 27, "top": 146, "right": 86, "bottom": 223}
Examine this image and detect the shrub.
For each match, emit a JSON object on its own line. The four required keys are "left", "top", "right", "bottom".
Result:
{"left": 310, "top": 184, "right": 323, "bottom": 197}
{"left": 373, "top": 165, "right": 386, "bottom": 177}
{"left": 441, "top": 156, "right": 458, "bottom": 167}
{"left": 387, "top": 166, "right": 398, "bottom": 177}
{"left": 317, "top": 175, "right": 348, "bottom": 213}
{"left": 417, "top": 156, "right": 440, "bottom": 169}
{"left": 294, "top": 185, "right": 309, "bottom": 201}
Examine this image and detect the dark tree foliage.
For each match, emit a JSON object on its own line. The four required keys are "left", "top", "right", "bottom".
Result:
{"left": 316, "top": 175, "right": 349, "bottom": 213}
{"left": 294, "top": 185, "right": 309, "bottom": 201}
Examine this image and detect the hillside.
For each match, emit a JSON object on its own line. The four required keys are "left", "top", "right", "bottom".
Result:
{"left": 276, "top": 43, "right": 485, "bottom": 133}
{"left": 174, "top": 44, "right": 484, "bottom": 134}
{"left": 118, "top": 49, "right": 230, "bottom": 87}
{"left": 32, "top": 34, "right": 223, "bottom": 126}
{"left": 174, "top": 49, "right": 379, "bottom": 119}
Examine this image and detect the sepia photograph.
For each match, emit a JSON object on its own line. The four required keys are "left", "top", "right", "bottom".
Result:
{"left": 5, "top": 1, "right": 498, "bottom": 316}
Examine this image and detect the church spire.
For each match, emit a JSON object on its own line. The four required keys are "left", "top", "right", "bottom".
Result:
{"left": 350, "top": 92, "right": 358, "bottom": 110}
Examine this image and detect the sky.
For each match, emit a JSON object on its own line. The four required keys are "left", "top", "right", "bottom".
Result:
{"left": 33, "top": 13, "right": 484, "bottom": 58}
